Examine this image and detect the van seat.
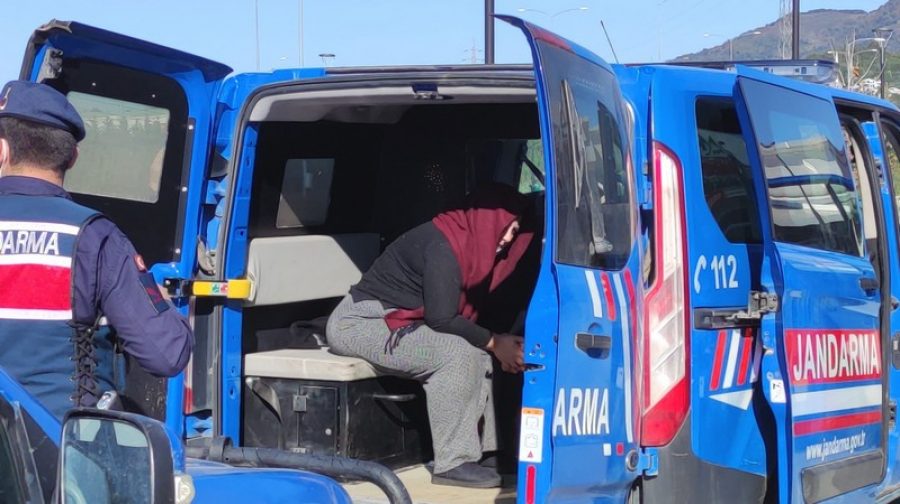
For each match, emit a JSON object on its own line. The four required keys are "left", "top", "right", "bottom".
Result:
{"left": 245, "top": 233, "right": 380, "bottom": 306}
{"left": 244, "top": 348, "right": 379, "bottom": 382}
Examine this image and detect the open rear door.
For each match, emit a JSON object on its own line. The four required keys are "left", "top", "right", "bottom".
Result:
{"left": 20, "top": 21, "right": 232, "bottom": 434}
{"left": 735, "top": 68, "right": 885, "bottom": 503}
{"left": 499, "top": 16, "right": 643, "bottom": 502}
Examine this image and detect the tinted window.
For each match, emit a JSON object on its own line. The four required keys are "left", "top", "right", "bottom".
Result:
{"left": 55, "top": 60, "right": 190, "bottom": 266}
{"left": 881, "top": 121, "right": 900, "bottom": 230}
{"left": 0, "top": 418, "right": 24, "bottom": 504}
{"left": 466, "top": 138, "right": 545, "bottom": 194}
{"left": 66, "top": 92, "right": 170, "bottom": 203}
{"left": 696, "top": 98, "right": 761, "bottom": 243}
{"left": 276, "top": 158, "right": 335, "bottom": 228}
{"left": 740, "top": 79, "right": 862, "bottom": 256}
{"left": 541, "top": 45, "right": 632, "bottom": 268}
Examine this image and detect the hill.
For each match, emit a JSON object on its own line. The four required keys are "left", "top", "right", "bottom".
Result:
{"left": 674, "top": 0, "right": 900, "bottom": 62}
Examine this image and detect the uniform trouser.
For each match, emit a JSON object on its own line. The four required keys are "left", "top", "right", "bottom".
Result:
{"left": 326, "top": 295, "right": 497, "bottom": 474}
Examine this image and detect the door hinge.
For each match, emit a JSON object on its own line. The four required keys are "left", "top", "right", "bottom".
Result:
{"left": 727, "top": 291, "right": 779, "bottom": 323}
{"left": 890, "top": 401, "right": 897, "bottom": 431}
{"left": 631, "top": 447, "right": 658, "bottom": 476}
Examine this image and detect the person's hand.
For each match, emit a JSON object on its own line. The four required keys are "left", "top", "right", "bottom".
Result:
{"left": 486, "top": 334, "right": 525, "bottom": 373}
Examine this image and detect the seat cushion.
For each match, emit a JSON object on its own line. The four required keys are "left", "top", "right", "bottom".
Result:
{"left": 245, "top": 233, "right": 380, "bottom": 306}
{"left": 243, "top": 348, "right": 379, "bottom": 381}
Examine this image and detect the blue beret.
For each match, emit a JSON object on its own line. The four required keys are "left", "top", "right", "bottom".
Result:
{"left": 0, "top": 81, "right": 85, "bottom": 142}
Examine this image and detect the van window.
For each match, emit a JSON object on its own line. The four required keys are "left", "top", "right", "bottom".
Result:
{"left": 0, "top": 417, "right": 24, "bottom": 504}
{"left": 466, "top": 139, "right": 544, "bottom": 195}
{"left": 65, "top": 92, "right": 170, "bottom": 204}
{"left": 696, "top": 98, "right": 761, "bottom": 243}
{"left": 548, "top": 60, "right": 632, "bottom": 269}
{"left": 276, "top": 158, "right": 335, "bottom": 228}
{"left": 881, "top": 122, "right": 900, "bottom": 220}
{"left": 741, "top": 79, "right": 862, "bottom": 257}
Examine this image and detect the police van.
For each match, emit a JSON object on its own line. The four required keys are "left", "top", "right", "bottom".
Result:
{"left": 14, "top": 16, "right": 900, "bottom": 504}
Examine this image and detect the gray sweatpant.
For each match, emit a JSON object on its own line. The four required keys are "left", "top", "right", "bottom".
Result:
{"left": 326, "top": 295, "right": 496, "bottom": 473}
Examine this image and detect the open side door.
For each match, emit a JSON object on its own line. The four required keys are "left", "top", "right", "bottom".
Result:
{"left": 21, "top": 21, "right": 232, "bottom": 435}
{"left": 735, "top": 67, "right": 885, "bottom": 503}
{"left": 499, "top": 16, "right": 643, "bottom": 502}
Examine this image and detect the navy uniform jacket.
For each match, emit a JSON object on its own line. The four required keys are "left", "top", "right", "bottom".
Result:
{"left": 0, "top": 175, "right": 193, "bottom": 386}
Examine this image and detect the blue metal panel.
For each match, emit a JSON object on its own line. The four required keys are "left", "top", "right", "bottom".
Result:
{"left": 0, "top": 368, "right": 61, "bottom": 443}
{"left": 219, "top": 123, "right": 257, "bottom": 442}
{"left": 649, "top": 66, "right": 770, "bottom": 477}
{"left": 859, "top": 117, "right": 900, "bottom": 503}
{"left": 188, "top": 462, "right": 351, "bottom": 504}
{"left": 499, "top": 15, "right": 643, "bottom": 502}
{"left": 736, "top": 71, "right": 884, "bottom": 504}
{"left": 23, "top": 21, "right": 233, "bottom": 439}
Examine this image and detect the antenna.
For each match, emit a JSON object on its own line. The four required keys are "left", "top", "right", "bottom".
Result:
{"left": 601, "top": 20, "right": 620, "bottom": 64}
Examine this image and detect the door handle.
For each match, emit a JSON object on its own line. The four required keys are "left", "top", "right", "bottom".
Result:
{"left": 576, "top": 332, "right": 611, "bottom": 358}
{"left": 859, "top": 276, "right": 879, "bottom": 293}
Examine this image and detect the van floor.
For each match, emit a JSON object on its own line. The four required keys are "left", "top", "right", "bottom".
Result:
{"left": 342, "top": 465, "right": 516, "bottom": 504}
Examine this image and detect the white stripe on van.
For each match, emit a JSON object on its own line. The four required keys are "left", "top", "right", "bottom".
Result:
{"left": 584, "top": 270, "right": 603, "bottom": 318}
{"left": 722, "top": 330, "right": 741, "bottom": 389}
{"left": 792, "top": 384, "right": 882, "bottom": 417}
{"left": 750, "top": 335, "right": 762, "bottom": 384}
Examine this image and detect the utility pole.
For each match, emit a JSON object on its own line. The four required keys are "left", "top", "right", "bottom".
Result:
{"left": 485, "top": 0, "right": 495, "bottom": 64}
{"left": 298, "top": 0, "right": 304, "bottom": 66}
{"left": 792, "top": 0, "right": 800, "bottom": 59}
{"left": 875, "top": 28, "right": 894, "bottom": 99}
{"left": 254, "top": 0, "right": 261, "bottom": 71}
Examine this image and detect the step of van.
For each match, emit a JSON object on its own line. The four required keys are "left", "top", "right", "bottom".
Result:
{"left": 242, "top": 348, "right": 432, "bottom": 469}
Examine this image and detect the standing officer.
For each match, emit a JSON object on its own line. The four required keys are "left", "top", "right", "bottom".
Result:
{"left": 0, "top": 80, "right": 193, "bottom": 420}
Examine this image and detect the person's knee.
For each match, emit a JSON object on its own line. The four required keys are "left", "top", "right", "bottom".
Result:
{"left": 441, "top": 345, "right": 490, "bottom": 381}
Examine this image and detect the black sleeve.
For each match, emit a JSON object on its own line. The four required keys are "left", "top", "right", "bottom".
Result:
{"left": 422, "top": 239, "right": 492, "bottom": 348}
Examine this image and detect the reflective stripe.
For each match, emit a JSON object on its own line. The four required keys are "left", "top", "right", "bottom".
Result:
{"left": 0, "top": 254, "right": 72, "bottom": 267}
{"left": 0, "top": 221, "right": 80, "bottom": 235}
{"left": 749, "top": 336, "right": 762, "bottom": 384}
{"left": 722, "top": 330, "right": 741, "bottom": 389}
{"left": 0, "top": 307, "right": 72, "bottom": 320}
{"left": 792, "top": 384, "right": 882, "bottom": 417}
{"left": 613, "top": 274, "right": 633, "bottom": 443}
{"left": 584, "top": 270, "right": 603, "bottom": 318}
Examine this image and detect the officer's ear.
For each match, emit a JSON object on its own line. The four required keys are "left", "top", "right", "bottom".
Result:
{"left": 0, "top": 138, "right": 9, "bottom": 171}
{"left": 66, "top": 145, "right": 79, "bottom": 171}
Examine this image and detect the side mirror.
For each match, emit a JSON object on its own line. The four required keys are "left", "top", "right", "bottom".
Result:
{"left": 59, "top": 409, "right": 193, "bottom": 504}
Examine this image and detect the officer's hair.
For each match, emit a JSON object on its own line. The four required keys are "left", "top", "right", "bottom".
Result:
{"left": 0, "top": 117, "right": 77, "bottom": 174}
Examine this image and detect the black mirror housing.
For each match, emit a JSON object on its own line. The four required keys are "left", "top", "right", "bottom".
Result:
{"left": 59, "top": 408, "right": 179, "bottom": 504}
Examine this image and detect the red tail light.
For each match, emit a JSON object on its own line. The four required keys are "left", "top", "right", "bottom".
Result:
{"left": 641, "top": 142, "right": 690, "bottom": 446}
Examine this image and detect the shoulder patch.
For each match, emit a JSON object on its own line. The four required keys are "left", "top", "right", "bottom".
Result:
{"left": 138, "top": 272, "right": 170, "bottom": 314}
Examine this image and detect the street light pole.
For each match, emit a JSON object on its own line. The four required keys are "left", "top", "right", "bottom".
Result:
{"left": 792, "top": 0, "right": 800, "bottom": 59}
{"left": 485, "top": 0, "right": 495, "bottom": 64}
{"left": 298, "top": 0, "right": 304, "bottom": 67}
{"left": 254, "top": 0, "right": 261, "bottom": 71}
{"left": 874, "top": 28, "right": 894, "bottom": 99}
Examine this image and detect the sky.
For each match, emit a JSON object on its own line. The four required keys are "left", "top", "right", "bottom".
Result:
{"left": 0, "top": 0, "right": 888, "bottom": 83}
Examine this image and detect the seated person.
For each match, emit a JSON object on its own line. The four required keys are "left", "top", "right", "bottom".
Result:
{"left": 326, "top": 183, "right": 533, "bottom": 489}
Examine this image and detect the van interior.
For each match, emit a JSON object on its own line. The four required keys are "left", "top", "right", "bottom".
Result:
{"left": 233, "top": 78, "right": 545, "bottom": 501}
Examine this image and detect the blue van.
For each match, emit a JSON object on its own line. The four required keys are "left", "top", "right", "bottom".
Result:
{"left": 0, "top": 368, "right": 356, "bottom": 503}
{"left": 13, "top": 16, "right": 900, "bottom": 504}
